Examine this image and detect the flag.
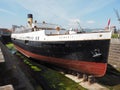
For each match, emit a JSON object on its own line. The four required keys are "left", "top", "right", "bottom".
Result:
{"left": 107, "top": 18, "right": 111, "bottom": 27}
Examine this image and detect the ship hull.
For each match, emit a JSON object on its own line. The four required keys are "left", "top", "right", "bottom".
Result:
{"left": 12, "top": 38, "right": 110, "bottom": 77}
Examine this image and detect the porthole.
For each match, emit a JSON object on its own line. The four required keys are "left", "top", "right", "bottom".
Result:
{"left": 99, "top": 34, "right": 102, "bottom": 37}
{"left": 25, "top": 40, "right": 29, "bottom": 45}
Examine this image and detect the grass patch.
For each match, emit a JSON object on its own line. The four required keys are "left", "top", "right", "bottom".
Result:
{"left": 17, "top": 52, "right": 86, "bottom": 90}
{"left": 6, "top": 43, "right": 16, "bottom": 54}
{"left": 6, "top": 43, "right": 87, "bottom": 90}
{"left": 16, "top": 52, "right": 42, "bottom": 72}
{"left": 6, "top": 43, "right": 14, "bottom": 49}
{"left": 31, "top": 66, "right": 41, "bottom": 71}
{"left": 42, "top": 69, "right": 86, "bottom": 90}
{"left": 112, "top": 34, "right": 119, "bottom": 38}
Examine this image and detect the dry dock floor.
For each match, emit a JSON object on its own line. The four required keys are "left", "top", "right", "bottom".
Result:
{"left": 0, "top": 85, "right": 14, "bottom": 90}
{"left": 0, "top": 48, "right": 4, "bottom": 63}
{"left": 0, "top": 47, "right": 14, "bottom": 90}
{"left": 65, "top": 74, "right": 109, "bottom": 90}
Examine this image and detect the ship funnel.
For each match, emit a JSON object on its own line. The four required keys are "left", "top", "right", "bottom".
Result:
{"left": 27, "top": 14, "right": 33, "bottom": 27}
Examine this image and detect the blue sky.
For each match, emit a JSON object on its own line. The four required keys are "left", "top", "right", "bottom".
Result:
{"left": 0, "top": 0, "right": 120, "bottom": 29}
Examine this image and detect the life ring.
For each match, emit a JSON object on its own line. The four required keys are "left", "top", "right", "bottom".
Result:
{"left": 56, "top": 26, "right": 60, "bottom": 31}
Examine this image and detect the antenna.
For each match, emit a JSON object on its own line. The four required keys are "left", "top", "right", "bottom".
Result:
{"left": 114, "top": 9, "right": 120, "bottom": 24}
{"left": 76, "top": 21, "right": 83, "bottom": 32}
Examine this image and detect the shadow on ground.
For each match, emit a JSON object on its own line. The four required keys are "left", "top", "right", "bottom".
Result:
{"left": 96, "top": 64, "right": 120, "bottom": 86}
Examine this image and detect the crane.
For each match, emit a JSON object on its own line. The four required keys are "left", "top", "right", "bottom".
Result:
{"left": 114, "top": 9, "right": 120, "bottom": 37}
{"left": 114, "top": 9, "right": 120, "bottom": 24}
{"left": 76, "top": 21, "right": 84, "bottom": 32}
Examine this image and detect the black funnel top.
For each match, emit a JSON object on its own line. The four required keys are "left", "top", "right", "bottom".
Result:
{"left": 28, "top": 14, "right": 33, "bottom": 18}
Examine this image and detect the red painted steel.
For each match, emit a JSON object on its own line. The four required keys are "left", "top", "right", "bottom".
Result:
{"left": 14, "top": 44, "right": 107, "bottom": 77}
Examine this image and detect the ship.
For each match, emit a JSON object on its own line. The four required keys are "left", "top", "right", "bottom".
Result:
{"left": 11, "top": 14, "right": 112, "bottom": 77}
{"left": 0, "top": 28, "right": 11, "bottom": 44}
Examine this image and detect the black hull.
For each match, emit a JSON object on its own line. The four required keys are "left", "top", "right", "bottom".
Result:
{"left": 12, "top": 39, "right": 110, "bottom": 63}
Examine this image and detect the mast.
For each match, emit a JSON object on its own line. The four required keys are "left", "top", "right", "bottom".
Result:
{"left": 76, "top": 21, "right": 83, "bottom": 32}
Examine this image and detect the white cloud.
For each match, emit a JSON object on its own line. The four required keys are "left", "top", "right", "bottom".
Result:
{"left": 75, "top": 0, "right": 115, "bottom": 17}
{"left": 16, "top": 0, "right": 114, "bottom": 18}
{"left": 87, "top": 20, "right": 95, "bottom": 24}
{"left": 67, "top": 18, "right": 82, "bottom": 29}
{"left": 0, "top": 8, "right": 16, "bottom": 15}
{"left": 14, "top": 0, "right": 115, "bottom": 28}
{"left": 69, "top": 19, "right": 80, "bottom": 23}
{"left": 15, "top": 0, "right": 69, "bottom": 21}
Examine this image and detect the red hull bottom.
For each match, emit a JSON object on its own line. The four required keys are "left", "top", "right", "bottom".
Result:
{"left": 14, "top": 45, "right": 107, "bottom": 77}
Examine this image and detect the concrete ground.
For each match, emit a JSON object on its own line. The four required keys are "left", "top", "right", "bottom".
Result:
{"left": 65, "top": 74, "right": 109, "bottom": 90}
{"left": 0, "top": 48, "right": 13, "bottom": 90}
{"left": 0, "top": 48, "right": 4, "bottom": 63}
{"left": 0, "top": 85, "right": 14, "bottom": 90}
